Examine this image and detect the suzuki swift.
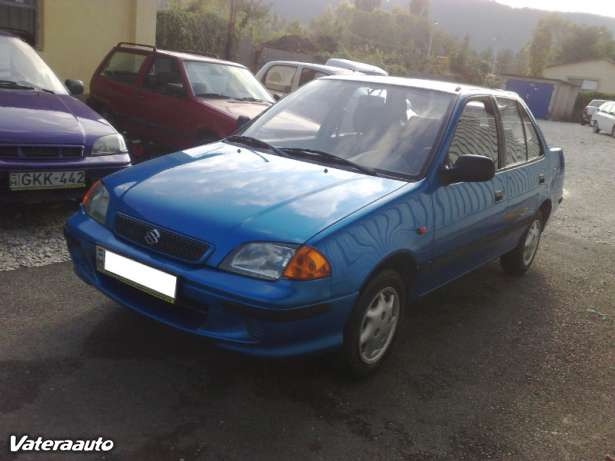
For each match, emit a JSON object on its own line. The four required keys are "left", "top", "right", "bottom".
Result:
{"left": 65, "top": 75, "right": 565, "bottom": 376}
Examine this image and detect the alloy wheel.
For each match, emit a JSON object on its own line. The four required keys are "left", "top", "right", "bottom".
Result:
{"left": 358, "top": 287, "right": 400, "bottom": 364}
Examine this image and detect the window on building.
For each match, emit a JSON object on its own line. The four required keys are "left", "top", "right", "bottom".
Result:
{"left": 143, "top": 56, "right": 185, "bottom": 97}
{"left": 497, "top": 98, "right": 527, "bottom": 166}
{"left": 101, "top": 51, "right": 147, "bottom": 85}
{"left": 264, "top": 65, "right": 296, "bottom": 93}
{"left": 447, "top": 99, "right": 499, "bottom": 167}
{"left": 0, "top": 0, "right": 38, "bottom": 47}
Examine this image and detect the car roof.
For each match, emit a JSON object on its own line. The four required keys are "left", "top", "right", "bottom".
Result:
{"left": 262, "top": 61, "right": 353, "bottom": 75}
{"left": 323, "top": 74, "right": 519, "bottom": 97}
{"left": 114, "top": 43, "right": 246, "bottom": 69}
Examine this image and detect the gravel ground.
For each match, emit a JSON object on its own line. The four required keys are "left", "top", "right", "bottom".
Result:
{"left": 0, "top": 121, "right": 614, "bottom": 460}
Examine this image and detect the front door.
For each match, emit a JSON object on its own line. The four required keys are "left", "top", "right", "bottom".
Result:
{"left": 426, "top": 97, "right": 509, "bottom": 292}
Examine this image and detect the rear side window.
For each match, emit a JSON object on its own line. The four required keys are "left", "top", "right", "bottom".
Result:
{"left": 497, "top": 98, "right": 527, "bottom": 166}
{"left": 520, "top": 108, "right": 543, "bottom": 159}
{"left": 264, "top": 65, "right": 295, "bottom": 93}
{"left": 101, "top": 51, "right": 146, "bottom": 85}
{"left": 447, "top": 100, "right": 499, "bottom": 166}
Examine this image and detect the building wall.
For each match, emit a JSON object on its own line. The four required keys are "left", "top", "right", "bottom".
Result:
{"left": 38, "top": 0, "right": 157, "bottom": 91}
{"left": 543, "top": 60, "right": 615, "bottom": 94}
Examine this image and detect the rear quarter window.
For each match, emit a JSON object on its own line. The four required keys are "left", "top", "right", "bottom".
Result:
{"left": 101, "top": 51, "right": 147, "bottom": 85}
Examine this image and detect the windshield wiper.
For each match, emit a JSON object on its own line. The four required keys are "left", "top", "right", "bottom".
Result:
{"left": 195, "top": 92, "right": 231, "bottom": 99}
{"left": 234, "top": 97, "right": 271, "bottom": 104}
{"left": 281, "top": 148, "right": 378, "bottom": 176}
{"left": 225, "top": 135, "right": 288, "bottom": 158}
{"left": 0, "top": 80, "right": 55, "bottom": 94}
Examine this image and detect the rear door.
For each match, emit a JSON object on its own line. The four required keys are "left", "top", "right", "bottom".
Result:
{"left": 495, "top": 97, "right": 547, "bottom": 250}
{"left": 428, "top": 97, "right": 509, "bottom": 291}
{"left": 93, "top": 49, "right": 148, "bottom": 131}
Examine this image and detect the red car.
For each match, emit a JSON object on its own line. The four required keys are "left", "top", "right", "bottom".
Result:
{"left": 89, "top": 43, "right": 273, "bottom": 152}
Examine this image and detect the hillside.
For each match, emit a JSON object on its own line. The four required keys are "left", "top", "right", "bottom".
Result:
{"left": 267, "top": 0, "right": 615, "bottom": 51}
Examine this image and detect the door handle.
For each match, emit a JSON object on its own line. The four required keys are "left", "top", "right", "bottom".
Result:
{"left": 538, "top": 174, "right": 545, "bottom": 184}
{"left": 494, "top": 190, "right": 505, "bottom": 203}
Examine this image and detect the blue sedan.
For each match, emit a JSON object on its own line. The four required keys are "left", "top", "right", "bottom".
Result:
{"left": 65, "top": 75, "right": 565, "bottom": 376}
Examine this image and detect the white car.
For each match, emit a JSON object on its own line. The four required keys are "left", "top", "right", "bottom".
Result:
{"left": 255, "top": 61, "right": 352, "bottom": 100}
{"left": 592, "top": 101, "right": 615, "bottom": 137}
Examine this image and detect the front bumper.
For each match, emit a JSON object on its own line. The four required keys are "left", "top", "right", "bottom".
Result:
{"left": 64, "top": 210, "right": 356, "bottom": 357}
{"left": 0, "top": 154, "right": 130, "bottom": 203}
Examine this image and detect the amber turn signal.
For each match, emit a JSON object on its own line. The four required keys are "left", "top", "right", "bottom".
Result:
{"left": 283, "top": 246, "right": 331, "bottom": 281}
{"left": 82, "top": 179, "right": 101, "bottom": 206}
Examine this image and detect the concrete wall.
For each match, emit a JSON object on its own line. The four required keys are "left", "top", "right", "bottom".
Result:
{"left": 38, "top": 0, "right": 157, "bottom": 91}
{"left": 543, "top": 60, "right": 615, "bottom": 94}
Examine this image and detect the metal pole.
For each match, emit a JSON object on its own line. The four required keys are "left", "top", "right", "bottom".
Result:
{"left": 225, "top": 0, "right": 237, "bottom": 60}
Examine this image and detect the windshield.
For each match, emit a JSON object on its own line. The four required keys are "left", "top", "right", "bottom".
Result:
{"left": 184, "top": 61, "right": 273, "bottom": 102}
{"left": 241, "top": 79, "right": 454, "bottom": 178}
{"left": 0, "top": 35, "right": 66, "bottom": 94}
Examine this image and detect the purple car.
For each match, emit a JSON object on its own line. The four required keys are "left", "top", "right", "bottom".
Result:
{"left": 0, "top": 31, "right": 131, "bottom": 202}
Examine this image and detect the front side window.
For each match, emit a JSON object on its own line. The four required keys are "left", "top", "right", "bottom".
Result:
{"left": 101, "top": 51, "right": 147, "bottom": 85}
{"left": 241, "top": 79, "right": 454, "bottom": 178}
{"left": 0, "top": 35, "right": 66, "bottom": 94}
{"left": 299, "top": 68, "right": 326, "bottom": 87}
{"left": 264, "top": 65, "right": 296, "bottom": 93}
{"left": 497, "top": 98, "right": 527, "bottom": 166}
{"left": 184, "top": 61, "right": 272, "bottom": 102}
{"left": 447, "top": 99, "right": 499, "bottom": 167}
{"left": 143, "top": 57, "right": 185, "bottom": 97}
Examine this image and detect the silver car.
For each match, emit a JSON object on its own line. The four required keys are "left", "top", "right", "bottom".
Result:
{"left": 591, "top": 101, "right": 615, "bottom": 137}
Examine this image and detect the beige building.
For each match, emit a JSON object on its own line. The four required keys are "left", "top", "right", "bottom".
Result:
{"left": 543, "top": 59, "right": 615, "bottom": 94}
{"left": 1, "top": 0, "right": 157, "bottom": 91}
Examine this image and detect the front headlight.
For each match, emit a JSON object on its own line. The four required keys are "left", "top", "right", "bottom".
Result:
{"left": 91, "top": 134, "right": 128, "bottom": 156}
{"left": 220, "top": 243, "right": 331, "bottom": 281}
{"left": 82, "top": 180, "right": 109, "bottom": 224}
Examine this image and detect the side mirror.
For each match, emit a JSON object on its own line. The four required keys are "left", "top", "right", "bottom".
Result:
{"left": 65, "top": 79, "right": 84, "bottom": 96}
{"left": 273, "top": 93, "right": 281, "bottom": 102}
{"left": 236, "top": 115, "right": 251, "bottom": 129}
{"left": 441, "top": 155, "right": 495, "bottom": 184}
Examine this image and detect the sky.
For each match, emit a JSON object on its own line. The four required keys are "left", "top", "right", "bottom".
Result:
{"left": 495, "top": 0, "right": 615, "bottom": 18}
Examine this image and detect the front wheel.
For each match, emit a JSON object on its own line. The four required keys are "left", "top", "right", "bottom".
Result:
{"left": 501, "top": 211, "right": 544, "bottom": 276}
{"left": 341, "top": 270, "right": 405, "bottom": 377}
{"left": 593, "top": 121, "right": 600, "bottom": 133}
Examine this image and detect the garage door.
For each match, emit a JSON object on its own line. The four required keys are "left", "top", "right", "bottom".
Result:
{"left": 505, "top": 79, "right": 554, "bottom": 119}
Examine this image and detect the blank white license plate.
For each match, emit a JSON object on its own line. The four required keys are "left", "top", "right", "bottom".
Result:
{"left": 96, "top": 247, "right": 177, "bottom": 303}
{"left": 9, "top": 170, "right": 85, "bottom": 191}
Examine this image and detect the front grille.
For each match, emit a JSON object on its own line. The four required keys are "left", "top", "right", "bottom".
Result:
{"left": 114, "top": 213, "right": 209, "bottom": 262}
{"left": 0, "top": 145, "right": 84, "bottom": 159}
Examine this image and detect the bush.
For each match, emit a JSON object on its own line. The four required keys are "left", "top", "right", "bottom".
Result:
{"left": 156, "top": 9, "right": 227, "bottom": 58}
{"left": 573, "top": 91, "right": 615, "bottom": 122}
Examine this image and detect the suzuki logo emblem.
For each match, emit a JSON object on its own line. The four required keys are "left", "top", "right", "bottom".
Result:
{"left": 144, "top": 228, "right": 161, "bottom": 246}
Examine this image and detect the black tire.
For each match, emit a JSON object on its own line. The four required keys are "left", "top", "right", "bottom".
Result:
{"left": 611, "top": 126, "right": 615, "bottom": 138}
{"left": 340, "top": 269, "right": 406, "bottom": 378}
{"left": 593, "top": 122, "right": 600, "bottom": 134}
{"left": 500, "top": 211, "right": 544, "bottom": 276}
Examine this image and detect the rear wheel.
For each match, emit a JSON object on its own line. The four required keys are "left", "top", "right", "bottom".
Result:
{"left": 341, "top": 270, "right": 405, "bottom": 378}
{"left": 501, "top": 211, "right": 544, "bottom": 276}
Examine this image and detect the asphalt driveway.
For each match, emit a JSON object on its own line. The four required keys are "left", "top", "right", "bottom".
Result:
{"left": 0, "top": 122, "right": 614, "bottom": 460}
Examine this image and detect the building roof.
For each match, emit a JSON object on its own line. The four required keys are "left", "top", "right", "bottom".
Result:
{"left": 545, "top": 59, "right": 615, "bottom": 70}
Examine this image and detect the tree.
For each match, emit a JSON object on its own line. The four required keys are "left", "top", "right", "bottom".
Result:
{"left": 529, "top": 19, "right": 552, "bottom": 76}
{"left": 409, "top": 0, "right": 430, "bottom": 18}
{"left": 495, "top": 48, "right": 515, "bottom": 74}
{"left": 354, "top": 0, "right": 382, "bottom": 12}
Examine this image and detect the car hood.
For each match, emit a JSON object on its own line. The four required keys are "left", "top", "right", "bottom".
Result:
{"left": 200, "top": 98, "right": 272, "bottom": 120}
{"left": 0, "top": 90, "right": 116, "bottom": 147}
{"left": 105, "top": 142, "right": 407, "bottom": 260}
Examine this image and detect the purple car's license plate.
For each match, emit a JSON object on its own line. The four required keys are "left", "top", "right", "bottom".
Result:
{"left": 9, "top": 171, "right": 85, "bottom": 191}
